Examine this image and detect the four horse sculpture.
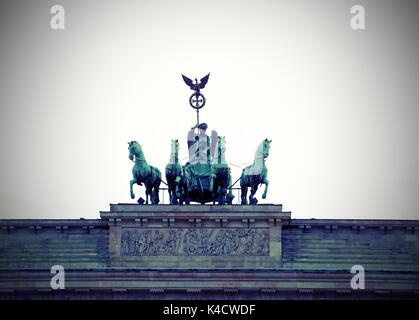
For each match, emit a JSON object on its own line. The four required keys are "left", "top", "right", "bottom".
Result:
{"left": 240, "top": 139, "right": 271, "bottom": 205}
{"left": 128, "top": 138, "right": 271, "bottom": 205}
{"left": 128, "top": 141, "right": 161, "bottom": 204}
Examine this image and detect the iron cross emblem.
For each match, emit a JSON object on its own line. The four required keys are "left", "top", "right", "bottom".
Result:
{"left": 182, "top": 73, "right": 210, "bottom": 110}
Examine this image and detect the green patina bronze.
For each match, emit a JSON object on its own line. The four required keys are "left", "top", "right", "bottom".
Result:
{"left": 128, "top": 141, "right": 161, "bottom": 204}
{"left": 164, "top": 132, "right": 234, "bottom": 205}
{"left": 128, "top": 74, "right": 271, "bottom": 205}
{"left": 165, "top": 139, "right": 183, "bottom": 205}
{"left": 211, "top": 136, "right": 234, "bottom": 205}
{"left": 240, "top": 139, "right": 271, "bottom": 205}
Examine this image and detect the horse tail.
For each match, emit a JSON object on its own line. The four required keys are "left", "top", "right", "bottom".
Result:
{"left": 150, "top": 166, "right": 162, "bottom": 187}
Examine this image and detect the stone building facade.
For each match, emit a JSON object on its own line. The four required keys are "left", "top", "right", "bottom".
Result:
{"left": 0, "top": 204, "right": 418, "bottom": 299}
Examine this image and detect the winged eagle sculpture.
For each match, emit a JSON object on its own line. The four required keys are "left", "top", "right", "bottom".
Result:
{"left": 182, "top": 73, "right": 210, "bottom": 95}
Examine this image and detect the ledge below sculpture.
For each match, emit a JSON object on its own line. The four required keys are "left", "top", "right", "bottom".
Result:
{"left": 100, "top": 204, "right": 290, "bottom": 269}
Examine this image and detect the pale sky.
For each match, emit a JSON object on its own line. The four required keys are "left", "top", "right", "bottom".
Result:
{"left": 0, "top": 0, "right": 418, "bottom": 219}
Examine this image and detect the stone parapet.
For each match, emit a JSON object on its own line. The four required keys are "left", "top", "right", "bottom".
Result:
{"left": 100, "top": 204, "right": 290, "bottom": 269}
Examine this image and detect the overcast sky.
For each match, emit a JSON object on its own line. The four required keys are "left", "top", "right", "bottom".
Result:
{"left": 0, "top": 0, "right": 418, "bottom": 220}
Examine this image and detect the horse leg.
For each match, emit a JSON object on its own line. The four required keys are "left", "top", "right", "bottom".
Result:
{"left": 213, "top": 186, "right": 216, "bottom": 205}
{"left": 152, "top": 183, "right": 157, "bottom": 204}
{"left": 177, "top": 183, "right": 183, "bottom": 205}
{"left": 152, "top": 172, "right": 161, "bottom": 205}
{"left": 249, "top": 184, "right": 258, "bottom": 205}
{"left": 241, "top": 184, "right": 248, "bottom": 205}
{"left": 167, "top": 182, "right": 172, "bottom": 204}
{"left": 172, "top": 177, "right": 179, "bottom": 205}
{"left": 130, "top": 179, "right": 136, "bottom": 199}
{"left": 211, "top": 177, "right": 217, "bottom": 204}
{"left": 175, "top": 177, "right": 182, "bottom": 202}
{"left": 184, "top": 181, "right": 190, "bottom": 205}
{"left": 169, "top": 185, "right": 176, "bottom": 204}
{"left": 222, "top": 172, "right": 230, "bottom": 205}
{"left": 225, "top": 170, "right": 234, "bottom": 204}
{"left": 209, "top": 171, "right": 216, "bottom": 192}
{"left": 214, "top": 184, "right": 221, "bottom": 205}
{"left": 145, "top": 183, "right": 151, "bottom": 204}
{"left": 152, "top": 187, "right": 160, "bottom": 205}
{"left": 220, "top": 186, "right": 226, "bottom": 205}
{"left": 170, "top": 186, "right": 177, "bottom": 204}
{"left": 262, "top": 178, "right": 269, "bottom": 199}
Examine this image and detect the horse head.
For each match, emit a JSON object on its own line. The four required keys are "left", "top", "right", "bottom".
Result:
{"left": 263, "top": 139, "right": 272, "bottom": 159}
{"left": 170, "top": 139, "right": 179, "bottom": 155}
{"left": 217, "top": 136, "right": 226, "bottom": 152}
{"left": 213, "top": 136, "right": 227, "bottom": 165}
{"left": 128, "top": 141, "right": 142, "bottom": 161}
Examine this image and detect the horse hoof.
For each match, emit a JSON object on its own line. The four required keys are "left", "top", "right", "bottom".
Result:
{"left": 130, "top": 193, "right": 135, "bottom": 199}
{"left": 262, "top": 194, "right": 267, "bottom": 199}
{"left": 226, "top": 194, "right": 235, "bottom": 205}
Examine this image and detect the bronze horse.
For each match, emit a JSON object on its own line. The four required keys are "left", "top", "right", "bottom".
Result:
{"left": 211, "top": 136, "right": 234, "bottom": 204}
{"left": 165, "top": 139, "right": 183, "bottom": 204}
{"left": 128, "top": 141, "right": 161, "bottom": 204}
{"left": 240, "top": 139, "right": 271, "bottom": 205}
